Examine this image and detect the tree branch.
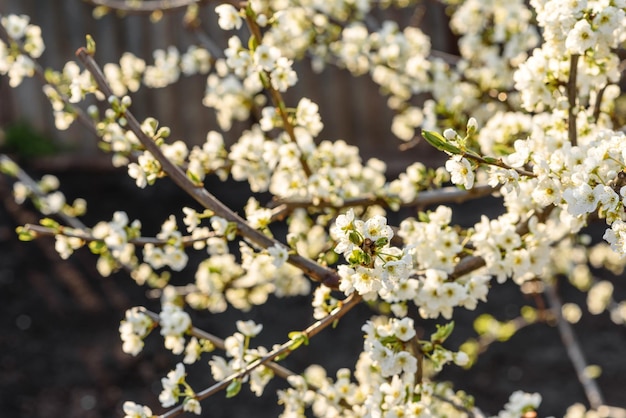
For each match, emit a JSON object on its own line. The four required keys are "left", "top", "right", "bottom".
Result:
{"left": 83, "top": 0, "right": 229, "bottom": 14}
{"left": 0, "top": 155, "right": 88, "bottom": 230}
{"left": 269, "top": 185, "right": 496, "bottom": 221}
{"left": 0, "top": 25, "right": 99, "bottom": 138}
{"left": 243, "top": 11, "right": 313, "bottom": 178}
{"left": 157, "top": 292, "right": 363, "bottom": 418}
{"left": 75, "top": 47, "right": 340, "bottom": 289}
{"left": 140, "top": 308, "right": 299, "bottom": 382}
{"left": 544, "top": 282, "right": 604, "bottom": 409}
{"left": 21, "top": 223, "right": 215, "bottom": 247}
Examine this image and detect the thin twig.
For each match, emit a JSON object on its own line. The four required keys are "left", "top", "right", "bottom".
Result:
{"left": 243, "top": 12, "right": 313, "bottom": 178}
{"left": 449, "top": 205, "right": 555, "bottom": 280}
{"left": 592, "top": 85, "right": 607, "bottom": 122}
{"left": 75, "top": 47, "right": 340, "bottom": 289}
{"left": 544, "top": 282, "right": 604, "bottom": 409}
{"left": 462, "top": 151, "right": 535, "bottom": 178}
{"left": 158, "top": 292, "right": 363, "bottom": 418}
{"left": 83, "top": 0, "right": 235, "bottom": 14}
{"left": 0, "top": 155, "right": 88, "bottom": 230}
{"left": 431, "top": 393, "right": 482, "bottom": 418}
{"left": 0, "top": 25, "right": 98, "bottom": 138}
{"left": 140, "top": 308, "right": 300, "bottom": 382}
{"left": 21, "top": 223, "right": 216, "bottom": 247}
{"left": 269, "top": 184, "right": 496, "bottom": 221}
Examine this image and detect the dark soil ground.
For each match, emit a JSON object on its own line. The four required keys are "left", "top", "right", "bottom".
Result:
{"left": 1, "top": 160, "right": 626, "bottom": 418}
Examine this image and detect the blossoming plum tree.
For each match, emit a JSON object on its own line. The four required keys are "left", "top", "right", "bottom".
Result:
{"left": 1, "top": 0, "right": 626, "bottom": 417}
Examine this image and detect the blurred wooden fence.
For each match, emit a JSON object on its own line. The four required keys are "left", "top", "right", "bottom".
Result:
{"left": 0, "top": 0, "right": 453, "bottom": 173}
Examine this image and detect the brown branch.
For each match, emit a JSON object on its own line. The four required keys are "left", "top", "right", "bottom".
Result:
{"left": 21, "top": 223, "right": 215, "bottom": 247}
{"left": 449, "top": 205, "right": 555, "bottom": 280}
{"left": 0, "top": 155, "right": 89, "bottom": 230}
{"left": 431, "top": 393, "right": 480, "bottom": 418}
{"left": 158, "top": 292, "right": 362, "bottom": 418}
{"left": 544, "top": 283, "right": 604, "bottom": 409}
{"left": 140, "top": 308, "right": 300, "bottom": 382}
{"left": 270, "top": 185, "right": 497, "bottom": 221}
{"left": 592, "top": 85, "right": 606, "bottom": 122}
{"left": 243, "top": 12, "right": 313, "bottom": 178}
{"left": 75, "top": 48, "right": 340, "bottom": 289}
{"left": 83, "top": 0, "right": 228, "bottom": 14}
{"left": 462, "top": 151, "right": 535, "bottom": 178}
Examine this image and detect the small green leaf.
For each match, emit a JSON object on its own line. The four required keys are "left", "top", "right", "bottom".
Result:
{"left": 496, "top": 322, "right": 516, "bottom": 342}
{"left": 44, "top": 68, "right": 58, "bottom": 85}
{"left": 248, "top": 35, "right": 258, "bottom": 52}
{"left": 16, "top": 226, "right": 36, "bottom": 241}
{"left": 288, "top": 331, "right": 309, "bottom": 349}
{"left": 88, "top": 240, "right": 107, "bottom": 254}
{"left": 375, "top": 237, "right": 388, "bottom": 247}
{"left": 0, "top": 158, "right": 19, "bottom": 176}
{"left": 481, "top": 156, "right": 499, "bottom": 165}
{"left": 85, "top": 35, "right": 96, "bottom": 56}
{"left": 40, "top": 218, "right": 60, "bottom": 229}
{"left": 459, "top": 339, "right": 479, "bottom": 368}
{"left": 520, "top": 306, "right": 537, "bottom": 323}
{"left": 226, "top": 378, "right": 242, "bottom": 398}
{"left": 420, "top": 341, "right": 433, "bottom": 353}
{"left": 92, "top": 6, "right": 110, "bottom": 19}
{"left": 473, "top": 314, "right": 495, "bottom": 335}
{"left": 186, "top": 169, "right": 203, "bottom": 186}
{"left": 583, "top": 365, "right": 602, "bottom": 379}
{"left": 348, "top": 231, "right": 362, "bottom": 246}
{"left": 422, "top": 130, "right": 461, "bottom": 154}
{"left": 431, "top": 321, "right": 455, "bottom": 344}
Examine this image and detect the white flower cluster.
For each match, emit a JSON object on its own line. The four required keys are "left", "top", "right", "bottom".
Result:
{"left": 490, "top": 390, "right": 541, "bottom": 418}
{"left": 158, "top": 362, "right": 201, "bottom": 414}
{"left": 515, "top": 0, "right": 625, "bottom": 112}
{"left": 104, "top": 45, "right": 211, "bottom": 95}
{"left": 227, "top": 117, "right": 385, "bottom": 204}
{"left": 286, "top": 208, "right": 329, "bottom": 262}
{"left": 331, "top": 207, "right": 490, "bottom": 319}
{"left": 494, "top": 126, "right": 626, "bottom": 257}
{"left": 159, "top": 302, "right": 192, "bottom": 355}
{"left": 362, "top": 317, "right": 418, "bottom": 377}
{"left": 0, "top": 14, "right": 43, "bottom": 87}
{"left": 332, "top": 21, "right": 433, "bottom": 140}
{"left": 278, "top": 316, "right": 472, "bottom": 417}
{"left": 209, "top": 320, "right": 273, "bottom": 397}
{"left": 472, "top": 214, "right": 551, "bottom": 284}
{"left": 399, "top": 206, "right": 491, "bottom": 317}
{"left": 119, "top": 307, "right": 153, "bottom": 356}
{"left": 8, "top": 0, "right": 626, "bottom": 415}
{"left": 140, "top": 215, "right": 188, "bottom": 272}
{"left": 185, "top": 229, "right": 308, "bottom": 313}
{"left": 41, "top": 61, "right": 100, "bottom": 129}
{"left": 448, "top": 0, "right": 539, "bottom": 91}
{"left": 202, "top": 31, "right": 297, "bottom": 130}
{"left": 385, "top": 162, "right": 449, "bottom": 205}
{"left": 234, "top": 0, "right": 372, "bottom": 66}
{"left": 13, "top": 173, "right": 77, "bottom": 217}
{"left": 186, "top": 130, "right": 229, "bottom": 183}
{"left": 91, "top": 211, "right": 141, "bottom": 276}
{"left": 331, "top": 209, "right": 412, "bottom": 300}
{"left": 122, "top": 401, "right": 152, "bottom": 418}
